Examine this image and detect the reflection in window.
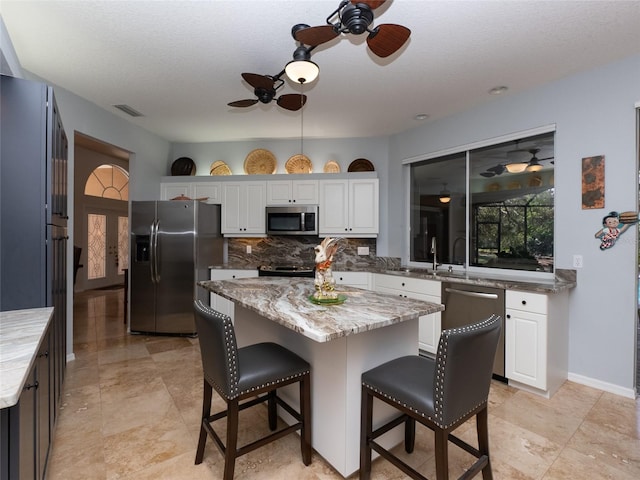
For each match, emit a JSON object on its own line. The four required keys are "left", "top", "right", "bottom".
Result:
{"left": 84, "top": 164, "right": 129, "bottom": 200}
{"left": 409, "top": 131, "right": 554, "bottom": 273}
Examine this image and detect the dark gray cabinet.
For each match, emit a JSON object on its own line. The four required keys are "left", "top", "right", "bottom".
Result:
{"left": 0, "top": 74, "right": 67, "bottom": 480}
{"left": 1, "top": 325, "right": 52, "bottom": 480}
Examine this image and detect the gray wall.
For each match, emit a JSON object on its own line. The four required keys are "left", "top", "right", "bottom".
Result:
{"left": 389, "top": 54, "right": 640, "bottom": 394}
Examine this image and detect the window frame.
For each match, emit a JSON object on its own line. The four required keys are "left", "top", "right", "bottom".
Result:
{"left": 402, "top": 124, "right": 556, "bottom": 280}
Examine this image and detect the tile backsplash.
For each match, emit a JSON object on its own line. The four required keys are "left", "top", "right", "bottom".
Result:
{"left": 227, "top": 236, "right": 397, "bottom": 270}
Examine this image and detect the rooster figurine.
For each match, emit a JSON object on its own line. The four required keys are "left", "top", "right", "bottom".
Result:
{"left": 313, "top": 237, "right": 340, "bottom": 300}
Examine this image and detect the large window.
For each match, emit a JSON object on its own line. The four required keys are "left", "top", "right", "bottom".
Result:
{"left": 409, "top": 130, "right": 555, "bottom": 273}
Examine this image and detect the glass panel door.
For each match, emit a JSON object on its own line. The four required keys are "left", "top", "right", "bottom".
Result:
{"left": 85, "top": 207, "right": 128, "bottom": 289}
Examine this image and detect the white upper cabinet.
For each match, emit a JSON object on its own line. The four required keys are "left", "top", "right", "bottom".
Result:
{"left": 192, "top": 182, "right": 222, "bottom": 203}
{"left": 160, "top": 181, "right": 221, "bottom": 203}
{"left": 319, "top": 178, "right": 378, "bottom": 237}
{"left": 160, "top": 182, "right": 192, "bottom": 200}
{"left": 221, "top": 181, "right": 266, "bottom": 236}
{"left": 267, "top": 180, "right": 319, "bottom": 205}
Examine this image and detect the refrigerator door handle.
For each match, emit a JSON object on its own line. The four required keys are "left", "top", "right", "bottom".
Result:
{"left": 150, "top": 219, "right": 158, "bottom": 284}
{"left": 153, "top": 219, "right": 160, "bottom": 283}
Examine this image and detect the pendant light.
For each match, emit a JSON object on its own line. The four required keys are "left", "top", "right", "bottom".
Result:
{"left": 439, "top": 183, "right": 451, "bottom": 204}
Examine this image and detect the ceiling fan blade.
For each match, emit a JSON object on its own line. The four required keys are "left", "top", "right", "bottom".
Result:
{"left": 277, "top": 94, "right": 307, "bottom": 111}
{"left": 488, "top": 164, "right": 505, "bottom": 175}
{"left": 480, "top": 172, "right": 496, "bottom": 178}
{"left": 228, "top": 99, "right": 259, "bottom": 108}
{"left": 294, "top": 25, "right": 339, "bottom": 46}
{"left": 366, "top": 24, "right": 411, "bottom": 58}
{"left": 241, "top": 73, "right": 274, "bottom": 90}
{"left": 351, "top": 0, "right": 387, "bottom": 8}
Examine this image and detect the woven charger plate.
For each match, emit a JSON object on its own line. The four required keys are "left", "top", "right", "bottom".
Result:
{"left": 286, "top": 154, "right": 313, "bottom": 174}
{"left": 244, "top": 149, "right": 277, "bottom": 174}
{"left": 209, "top": 160, "right": 232, "bottom": 176}
{"left": 348, "top": 158, "right": 374, "bottom": 172}
{"left": 323, "top": 160, "right": 341, "bottom": 173}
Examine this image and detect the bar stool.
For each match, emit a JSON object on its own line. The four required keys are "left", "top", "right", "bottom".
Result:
{"left": 360, "top": 315, "right": 502, "bottom": 480}
{"left": 193, "top": 300, "right": 312, "bottom": 480}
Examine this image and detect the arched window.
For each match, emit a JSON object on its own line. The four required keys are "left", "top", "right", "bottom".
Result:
{"left": 84, "top": 164, "right": 129, "bottom": 200}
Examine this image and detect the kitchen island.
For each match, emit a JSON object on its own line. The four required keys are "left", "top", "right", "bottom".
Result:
{"left": 199, "top": 277, "right": 443, "bottom": 477}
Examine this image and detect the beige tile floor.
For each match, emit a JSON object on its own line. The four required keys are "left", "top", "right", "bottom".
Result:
{"left": 46, "top": 287, "right": 640, "bottom": 479}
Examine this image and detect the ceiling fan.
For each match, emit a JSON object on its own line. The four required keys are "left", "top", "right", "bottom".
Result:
{"left": 480, "top": 149, "right": 554, "bottom": 177}
{"left": 292, "top": 0, "right": 411, "bottom": 58}
{"left": 228, "top": 72, "right": 307, "bottom": 111}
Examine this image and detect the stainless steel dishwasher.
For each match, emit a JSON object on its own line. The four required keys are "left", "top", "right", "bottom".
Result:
{"left": 441, "top": 282, "right": 506, "bottom": 380}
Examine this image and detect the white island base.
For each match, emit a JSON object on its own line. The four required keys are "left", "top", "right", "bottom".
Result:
{"left": 234, "top": 304, "right": 419, "bottom": 478}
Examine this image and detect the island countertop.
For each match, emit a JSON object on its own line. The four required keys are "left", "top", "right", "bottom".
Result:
{"left": 199, "top": 277, "right": 444, "bottom": 343}
{"left": 0, "top": 307, "right": 54, "bottom": 409}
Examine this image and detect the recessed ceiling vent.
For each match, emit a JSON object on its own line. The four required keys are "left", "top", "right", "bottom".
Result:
{"left": 113, "top": 104, "right": 144, "bottom": 117}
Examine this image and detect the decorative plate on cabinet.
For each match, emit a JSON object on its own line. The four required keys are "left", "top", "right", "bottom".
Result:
{"left": 348, "top": 158, "right": 374, "bottom": 172}
{"left": 171, "top": 157, "right": 196, "bottom": 176}
{"left": 209, "top": 160, "right": 232, "bottom": 176}
{"left": 244, "top": 149, "right": 277, "bottom": 174}
{"left": 286, "top": 154, "right": 313, "bottom": 174}
{"left": 323, "top": 160, "right": 341, "bottom": 173}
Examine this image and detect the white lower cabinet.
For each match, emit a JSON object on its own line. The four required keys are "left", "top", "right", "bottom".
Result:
{"left": 505, "top": 290, "right": 568, "bottom": 397}
{"left": 372, "top": 274, "right": 441, "bottom": 354}
{"left": 209, "top": 269, "right": 258, "bottom": 322}
{"left": 334, "top": 271, "right": 371, "bottom": 290}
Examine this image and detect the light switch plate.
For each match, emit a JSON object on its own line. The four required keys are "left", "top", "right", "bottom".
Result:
{"left": 357, "top": 246, "right": 369, "bottom": 255}
{"left": 246, "top": 245, "right": 252, "bottom": 254}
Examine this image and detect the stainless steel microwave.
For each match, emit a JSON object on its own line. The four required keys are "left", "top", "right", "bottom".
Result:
{"left": 266, "top": 205, "right": 318, "bottom": 235}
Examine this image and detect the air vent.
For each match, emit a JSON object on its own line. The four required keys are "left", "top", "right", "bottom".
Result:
{"left": 113, "top": 104, "right": 144, "bottom": 117}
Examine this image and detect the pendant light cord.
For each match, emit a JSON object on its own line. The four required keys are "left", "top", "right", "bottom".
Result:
{"left": 299, "top": 81, "right": 305, "bottom": 156}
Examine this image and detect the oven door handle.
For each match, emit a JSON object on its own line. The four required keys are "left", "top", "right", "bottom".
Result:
{"left": 444, "top": 287, "right": 498, "bottom": 300}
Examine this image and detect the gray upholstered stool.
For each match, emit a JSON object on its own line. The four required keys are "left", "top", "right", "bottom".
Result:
{"left": 193, "top": 300, "right": 312, "bottom": 479}
{"left": 360, "top": 314, "right": 502, "bottom": 480}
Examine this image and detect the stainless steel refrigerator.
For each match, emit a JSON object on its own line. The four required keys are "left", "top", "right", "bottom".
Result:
{"left": 130, "top": 200, "right": 223, "bottom": 335}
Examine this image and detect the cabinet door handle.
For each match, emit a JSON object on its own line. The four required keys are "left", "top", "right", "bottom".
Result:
{"left": 24, "top": 381, "right": 39, "bottom": 391}
{"left": 521, "top": 300, "right": 527, "bottom": 305}
{"left": 506, "top": 314, "right": 511, "bottom": 319}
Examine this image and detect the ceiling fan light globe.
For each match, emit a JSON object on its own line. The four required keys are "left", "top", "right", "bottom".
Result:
{"left": 285, "top": 60, "right": 319, "bottom": 84}
{"left": 526, "top": 162, "right": 543, "bottom": 172}
{"left": 505, "top": 162, "right": 527, "bottom": 173}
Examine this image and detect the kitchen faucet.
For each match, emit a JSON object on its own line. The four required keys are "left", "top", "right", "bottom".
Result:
{"left": 431, "top": 236, "right": 437, "bottom": 271}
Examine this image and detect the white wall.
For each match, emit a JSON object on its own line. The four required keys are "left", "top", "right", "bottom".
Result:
{"left": 389, "top": 54, "right": 640, "bottom": 394}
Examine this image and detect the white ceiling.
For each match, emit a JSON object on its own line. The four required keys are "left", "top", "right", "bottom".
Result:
{"left": 2, "top": 0, "right": 640, "bottom": 144}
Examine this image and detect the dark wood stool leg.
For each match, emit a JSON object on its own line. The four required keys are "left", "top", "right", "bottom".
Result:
{"left": 405, "top": 417, "right": 416, "bottom": 453}
{"left": 195, "top": 380, "right": 212, "bottom": 464}
{"left": 477, "top": 407, "right": 493, "bottom": 480}
{"left": 224, "top": 399, "right": 240, "bottom": 480}
{"left": 300, "top": 373, "right": 312, "bottom": 465}
{"left": 359, "top": 386, "right": 374, "bottom": 480}
{"left": 268, "top": 390, "right": 277, "bottom": 431}
{"left": 434, "top": 428, "right": 449, "bottom": 480}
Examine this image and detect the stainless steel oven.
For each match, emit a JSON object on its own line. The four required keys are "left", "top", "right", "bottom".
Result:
{"left": 266, "top": 205, "right": 318, "bottom": 235}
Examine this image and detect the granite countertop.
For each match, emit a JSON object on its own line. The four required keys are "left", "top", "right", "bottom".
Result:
{"left": 367, "top": 267, "right": 577, "bottom": 294}
{"left": 209, "top": 263, "right": 576, "bottom": 294}
{"left": 199, "top": 277, "right": 443, "bottom": 343}
{"left": 0, "top": 307, "right": 54, "bottom": 409}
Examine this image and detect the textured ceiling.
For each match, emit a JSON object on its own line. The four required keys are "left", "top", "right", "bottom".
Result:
{"left": 2, "top": 0, "right": 639, "bottom": 143}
